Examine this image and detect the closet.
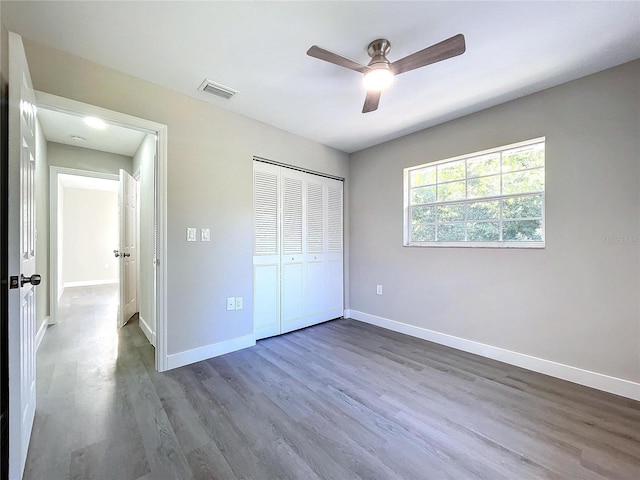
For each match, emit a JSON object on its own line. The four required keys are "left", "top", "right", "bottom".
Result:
{"left": 253, "top": 160, "right": 344, "bottom": 340}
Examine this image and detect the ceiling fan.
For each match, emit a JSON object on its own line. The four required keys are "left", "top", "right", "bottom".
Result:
{"left": 307, "top": 34, "right": 466, "bottom": 113}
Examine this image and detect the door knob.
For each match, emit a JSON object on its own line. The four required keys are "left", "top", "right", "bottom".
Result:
{"left": 21, "top": 274, "right": 41, "bottom": 287}
{"left": 122, "top": 252, "right": 131, "bottom": 258}
{"left": 113, "top": 249, "right": 121, "bottom": 258}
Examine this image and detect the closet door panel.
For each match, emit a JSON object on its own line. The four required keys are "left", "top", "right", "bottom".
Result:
{"left": 281, "top": 261, "right": 304, "bottom": 331}
{"left": 327, "top": 181, "right": 343, "bottom": 254}
{"left": 282, "top": 175, "right": 303, "bottom": 256}
{"left": 326, "top": 180, "right": 344, "bottom": 318}
{"left": 305, "top": 258, "right": 325, "bottom": 320}
{"left": 326, "top": 258, "right": 344, "bottom": 317}
{"left": 304, "top": 178, "right": 326, "bottom": 322}
{"left": 253, "top": 164, "right": 281, "bottom": 339}
{"left": 281, "top": 170, "right": 305, "bottom": 331}
{"left": 306, "top": 181, "right": 324, "bottom": 255}
{"left": 254, "top": 263, "right": 280, "bottom": 338}
{"left": 254, "top": 167, "right": 280, "bottom": 257}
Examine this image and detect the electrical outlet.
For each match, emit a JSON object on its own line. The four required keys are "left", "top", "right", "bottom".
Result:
{"left": 376, "top": 284, "right": 383, "bottom": 295}
{"left": 227, "top": 297, "right": 236, "bottom": 311}
{"left": 186, "top": 227, "right": 197, "bottom": 242}
{"left": 235, "top": 297, "right": 243, "bottom": 310}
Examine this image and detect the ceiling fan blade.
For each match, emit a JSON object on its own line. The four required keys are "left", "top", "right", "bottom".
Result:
{"left": 390, "top": 34, "right": 466, "bottom": 75}
{"left": 362, "top": 90, "right": 381, "bottom": 113}
{"left": 307, "top": 45, "right": 369, "bottom": 73}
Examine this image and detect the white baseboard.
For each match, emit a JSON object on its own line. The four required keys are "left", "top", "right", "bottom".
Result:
{"left": 63, "top": 279, "right": 118, "bottom": 288}
{"left": 138, "top": 315, "right": 156, "bottom": 347}
{"left": 167, "top": 334, "right": 256, "bottom": 370}
{"left": 35, "top": 317, "right": 48, "bottom": 351}
{"left": 348, "top": 310, "right": 640, "bottom": 401}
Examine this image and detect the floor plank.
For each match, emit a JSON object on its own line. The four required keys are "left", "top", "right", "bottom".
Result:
{"left": 24, "top": 285, "right": 640, "bottom": 479}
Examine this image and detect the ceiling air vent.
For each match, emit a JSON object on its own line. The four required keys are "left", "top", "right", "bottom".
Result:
{"left": 198, "top": 79, "right": 238, "bottom": 100}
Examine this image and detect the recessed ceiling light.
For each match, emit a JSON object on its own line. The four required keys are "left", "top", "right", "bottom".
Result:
{"left": 70, "top": 135, "right": 86, "bottom": 143}
{"left": 84, "top": 116, "right": 108, "bottom": 130}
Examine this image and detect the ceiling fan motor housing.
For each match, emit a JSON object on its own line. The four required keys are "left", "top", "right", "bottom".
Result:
{"left": 367, "top": 39, "right": 391, "bottom": 67}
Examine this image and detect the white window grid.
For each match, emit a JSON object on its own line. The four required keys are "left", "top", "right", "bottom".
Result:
{"left": 404, "top": 138, "right": 545, "bottom": 248}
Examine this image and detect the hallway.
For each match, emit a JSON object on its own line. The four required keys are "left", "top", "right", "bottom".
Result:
{"left": 24, "top": 285, "right": 155, "bottom": 479}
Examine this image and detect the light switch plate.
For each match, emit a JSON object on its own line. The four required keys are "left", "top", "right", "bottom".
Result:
{"left": 227, "top": 297, "right": 236, "bottom": 311}
{"left": 376, "top": 284, "right": 383, "bottom": 295}
{"left": 186, "top": 227, "right": 197, "bottom": 242}
{"left": 201, "top": 228, "right": 210, "bottom": 242}
{"left": 235, "top": 297, "right": 243, "bottom": 310}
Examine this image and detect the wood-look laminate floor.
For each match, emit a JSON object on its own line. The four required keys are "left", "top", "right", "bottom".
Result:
{"left": 25, "top": 285, "right": 640, "bottom": 479}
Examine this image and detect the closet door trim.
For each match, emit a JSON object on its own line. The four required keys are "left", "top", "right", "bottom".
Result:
{"left": 253, "top": 156, "right": 344, "bottom": 182}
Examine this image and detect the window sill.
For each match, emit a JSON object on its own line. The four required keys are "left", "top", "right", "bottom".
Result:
{"left": 404, "top": 241, "right": 545, "bottom": 249}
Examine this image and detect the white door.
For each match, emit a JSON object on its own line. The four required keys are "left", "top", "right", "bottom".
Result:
{"left": 118, "top": 169, "right": 138, "bottom": 327}
{"left": 253, "top": 164, "right": 281, "bottom": 339}
{"left": 304, "top": 179, "right": 326, "bottom": 325}
{"left": 280, "top": 172, "right": 305, "bottom": 333}
{"left": 326, "top": 181, "right": 344, "bottom": 319}
{"left": 253, "top": 161, "right": 345, "bottom": 338}
{"left": 7, "top": 31, "right": 38, "bottom": 480}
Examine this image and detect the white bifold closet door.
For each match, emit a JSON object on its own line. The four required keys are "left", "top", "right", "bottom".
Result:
{"left": 253, "top": 161, "right": 343, "bottom": 340}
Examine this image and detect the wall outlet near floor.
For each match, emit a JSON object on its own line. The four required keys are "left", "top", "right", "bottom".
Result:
{"left": 227, "top": 297, "right": 236, "bottom": 311}
{"left": 376, "top": 284, "right": 383, "bottom": 295}
{"left": 235, "top": 297, "right": 243, "bottom": 310}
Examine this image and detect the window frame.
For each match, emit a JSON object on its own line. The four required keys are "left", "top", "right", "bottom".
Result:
{"left": 403, "top": 137, "right": 546, "bottom": 249}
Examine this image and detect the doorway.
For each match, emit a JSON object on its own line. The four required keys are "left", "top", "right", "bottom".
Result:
{"left": 36, "top": 91, "right": 169, "bottom": 371}
{"left": 55, "top": 172, "right": 120, "bottom": 300}
{"left": 49, "top": 169, "right": 124, "bottom": 328}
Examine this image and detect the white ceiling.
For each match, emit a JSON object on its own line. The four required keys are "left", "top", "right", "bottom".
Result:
{"left": 5, "top": 1, "right": 640, "bottom": 153}
{"left": 38, "top": 108, "right": 146, "bottom": 157}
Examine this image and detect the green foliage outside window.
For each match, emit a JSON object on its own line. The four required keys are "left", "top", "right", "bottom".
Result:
{"left": 407, "top": 140, "right": 545, "bottom": 245}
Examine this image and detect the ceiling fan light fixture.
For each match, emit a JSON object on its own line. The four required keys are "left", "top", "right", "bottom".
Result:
{"left": 363, "top": 67, "right": 394, "bottom": 91}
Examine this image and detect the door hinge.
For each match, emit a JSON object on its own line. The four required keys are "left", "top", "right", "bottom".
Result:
{"left": 9, "top": 276, "right": 19, "bottom": 289}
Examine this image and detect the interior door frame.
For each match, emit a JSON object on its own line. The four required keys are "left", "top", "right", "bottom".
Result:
{"left": 133, "top": 167, "right": 141, "bottom": 328}
{"left": 37, "top": 91, "right": 170, "bottom": 372}
{"left": 49, "top": 166, "right": 119, "bottom": 324}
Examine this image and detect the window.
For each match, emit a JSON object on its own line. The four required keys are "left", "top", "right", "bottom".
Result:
{"left": 404, "top": 138, "right": 545, "bottom": 248}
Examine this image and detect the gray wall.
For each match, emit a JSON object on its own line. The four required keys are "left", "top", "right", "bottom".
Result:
{"left": 61, "top": 187, "right": 118, "bottom": 285}
{"left": 22, "top": 38, "right": 350, "bottom": 356}
{"left": 349, "top": 60, "right": 640, "bottom": 383}
{"left": 48, "top": 142, "right": 133, "bottom": 175}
